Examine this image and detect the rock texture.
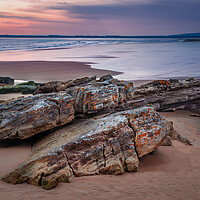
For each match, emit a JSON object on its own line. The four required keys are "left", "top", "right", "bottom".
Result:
{"left": 126, "top": 78, "right": 200, "bottom": 114}
{"left": 0, "top": 77, "right": 14, "bottom": 86}
{"left": 66, "top": 79, "right": 134, "bottom": 114}
{"left": 2, "top": 107, "right": 167, "bottom": 189}
{"left": 0, "top": 92, "right": 74, "bottom": 140}
{"left": 34, "top": 76, "right": 97, "bottom": 95}
{"left": 34, "top": 75, "right": 134, "bottom": 114}
{"left": 34, "top": 76, "right": 200, "bottom": 114}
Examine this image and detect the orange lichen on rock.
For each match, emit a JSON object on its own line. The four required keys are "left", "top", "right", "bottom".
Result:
{"left": 0, "top": 92, "right": 74, "bottom": 140}
{"left": 1, "top": 106, "right": 166, "bottom": 189}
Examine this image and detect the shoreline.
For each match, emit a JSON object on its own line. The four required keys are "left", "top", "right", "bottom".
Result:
{"left": 0, "top": 61, "right": 122, "bottom": 83}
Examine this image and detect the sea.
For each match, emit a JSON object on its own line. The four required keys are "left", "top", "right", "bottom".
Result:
{"left": 0, "top": 37, "right": 200, "bottom": 80}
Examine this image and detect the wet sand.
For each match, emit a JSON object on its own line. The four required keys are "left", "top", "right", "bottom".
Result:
{"left": 0, "top": 61, "right": 122, "bottom": 83}
{"left": 0, "top": 110, "right": 199, "bottom": 200}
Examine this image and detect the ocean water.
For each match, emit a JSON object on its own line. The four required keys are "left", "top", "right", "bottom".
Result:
{"left": 0, "top": 37, "right": 200, "bottom": 80}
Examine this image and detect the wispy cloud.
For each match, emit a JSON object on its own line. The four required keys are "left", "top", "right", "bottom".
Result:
{"left": 0, "top": 11, "right": 75, "bottom": 24}
{"left": 0, "top": 0, "right": 200, "bottom": 34}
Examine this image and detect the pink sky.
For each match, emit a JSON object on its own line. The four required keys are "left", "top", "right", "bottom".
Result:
{"left": 0, "top": 0, "right": 199, "bottom": 35}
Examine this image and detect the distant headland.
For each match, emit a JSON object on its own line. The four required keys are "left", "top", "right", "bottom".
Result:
{"left": 0, "top": 33, "right": 200, "bottom": 38}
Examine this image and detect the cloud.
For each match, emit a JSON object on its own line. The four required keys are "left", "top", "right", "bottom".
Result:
{"left": 48, "top": 0, "right": 200, "bottom": 22}
{"left": 0, "top": 11, "right": 75, "bottom": 24}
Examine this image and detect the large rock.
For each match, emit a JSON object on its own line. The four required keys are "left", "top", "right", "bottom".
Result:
{"left": 34, "top": 75, "right": 134, "bottom": 114}
{"left": 2, "top": 107, "right": 167, "bottom": 189}
{"left": 123, "top": 107, "right": 167, "bottom": 157}
{"left": 0, "top": 77, "right": 14, "bottom": 86}
{"left": 34, "top": 76, "right": 97, "bottom": 95}
{"left": 0, "top": 92, "right": 74, "bottom": 140}
{"left": 126, "top": 78, "right": 200, "bottom": 114}
{"left": 66, "top": 79, "right": 134, "bottom": 114}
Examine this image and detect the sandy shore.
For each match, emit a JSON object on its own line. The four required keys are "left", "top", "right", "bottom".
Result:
{"left": 0, "top": 110, "right": 199, "bottom": 200}
{"left": 0, "top": 61, "right": 122, "bottom": 83}
{"left": 0, "top": 60, "right": 151, "bottom": 101}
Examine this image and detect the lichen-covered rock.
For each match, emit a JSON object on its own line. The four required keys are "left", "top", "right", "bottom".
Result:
{"left": 66, "top": 80, "right": 134, "bottom": 114}
{"left": 0, "top": 92, "right": 74, "bottom": 140}
{"left": 33, "top": 75, "right": 134, "bottom": 114}
{"left": 34, "top": 76, "right": 96, "bottom": 95}
{"left": 127, "top": 78, "right": 200, "bottom": 114}
{"left": 121, "top": 107, "right": 167, "bottom": 157}
{"left": 66, "top": 83, "right": 119, "bottom": 113}
{"left": 2, "top": 107, "right": 167, "bottom": 189}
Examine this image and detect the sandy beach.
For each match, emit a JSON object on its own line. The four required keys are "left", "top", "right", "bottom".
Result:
{"left": 0, "top": 103, "right": 199, "bottom": 199}
{"left": 0, "top": 61, "right": 122, "bottom": 83}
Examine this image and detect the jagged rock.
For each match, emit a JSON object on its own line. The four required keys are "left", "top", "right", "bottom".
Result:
{"left": 34, "top": 76, "right": 96, "bottom": 95}
{"left": 34, "top": 76, "right": 134, "bottom": 114}
{"left": 127, "top": 78, "right": 200, "bottom": 114}
{"left": 66, "top": 80, "right": 134, "bottom": 114}
{"left": 0, "top": 77, "right": 14, "bottom": 86}
{"left": 177, "top": 136, "right": 191, "bottom": 145}
{"left": 66, "top": 83, "right": 119, "bottom": 114}
{"left": 162, "top": 120, "right": 192, "bottom": 146}
{"left": 164, "top": 121, "right": 179, "bottom": 140}
{"left": 124, "top": 107, "right": 167, "bottom": 157}
{"left": 2, "top": 107, "right": 167, "bottom": 189}
{"left": 161, "top": 135, "right": 172, "bottom": 146}
{"left": 0, "top": 92, "right": 74, "bottom": 140}
{"left": 99, "top": 74, "right": 113, "bottom": 82}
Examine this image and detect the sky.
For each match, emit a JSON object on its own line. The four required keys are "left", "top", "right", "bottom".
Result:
{"left": 0, "top": 0, "right": 200, "bottom": 35}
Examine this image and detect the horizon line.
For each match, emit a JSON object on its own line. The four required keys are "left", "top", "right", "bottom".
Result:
{"left": 0, "top": 32, "right": 200, "bottom": 38}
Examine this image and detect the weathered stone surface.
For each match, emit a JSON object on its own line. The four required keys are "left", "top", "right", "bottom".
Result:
{"left": 122, "top": 107, "right": 167, "bottom": 157}
{"left": 66, "top": 83, "right": 119, "bottom": 114}
{"left": 99, "top": 74, "right": 113, "bottom": 82}
{"left": 0, "top": 77, "right": 14, "bottom": 86}
{"left": 2, "top": 107, "right": 167, "bottom": 189}
{"left": 125, "top": 78, "right": 200, "bottom": 114}
{"left": 161, "top": 135, "right": 172, "bottom": 146}
{"left": 34, "top": 75, "right": 134, "bottom": 114}
{"left": 66, "top": 79, "right": 134, "bottom": 114}
{"left": 161, "top": 120, "right": 192, "bottom": 146}
{"left": 0, "top": 92, "right": 74, "bottom": 140}
{"left": 34, "top": 76, "right": 96, "bottom": 95}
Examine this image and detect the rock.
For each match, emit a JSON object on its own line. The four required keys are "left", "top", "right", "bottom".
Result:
{"left": 124, "top": 107, "right": 167, "bottom": 157}
{"left": 66, "top": 80, "right": 134, "bottom": 114}
{"left": 99, "top": 74, "right": 113, "bottom": 82}
{"left": 161, "top": 135, "right": 172, "bottom": 146}
{"left": 66, "top": 83, "right": 119, "bottom": 114}
{"left": 34, "top": 76, "right": 97, "bottom": 95}
{"left": 162, "top": 120, "right": 192, "bottom": 146}
{"left": 177, "top": 136, "right": 192, "bottom": 145}
{"left": 0, "top": 84, "right": 36, "bottom": 94}
{"left": 128, "top": 78, "right": 200, "bottom": 114}
{"left": 0, "top": 92, "right": 74, "bottom": 140}
{"left": 34, "top": 76, "right": 134, "bottom": 114}
{"left": 2, "top": 107, "right": 167, "bottom": 189}
{"left": 0, "top": 77, "right": 14, "bottom": 86}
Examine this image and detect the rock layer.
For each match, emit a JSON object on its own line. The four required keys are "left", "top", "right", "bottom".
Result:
{"left": 66, "top": 79, "right": 134, "bottom": 114}
{"left": 2, "top": 107, "right": 167, "bottom": 189}
{"left": 34, "top": 75, "right": 134, "bottom": 114}
{"left": 33, "top": 76, "right": 97, "bottom": 95}
{"left": 125, "top": 78, "right": 200, "bottom": 114}
{"left": 0, "top": 92, "right": 74, "bottom": 140}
